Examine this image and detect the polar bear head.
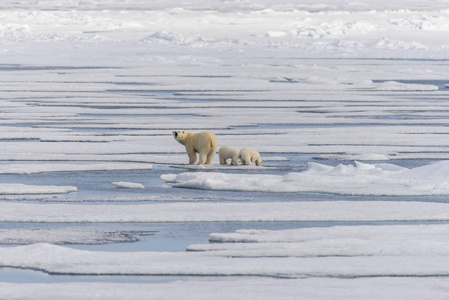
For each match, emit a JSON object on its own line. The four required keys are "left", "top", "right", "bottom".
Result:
{"left": 173, "top": 130, "right": 187, "bottom": 145}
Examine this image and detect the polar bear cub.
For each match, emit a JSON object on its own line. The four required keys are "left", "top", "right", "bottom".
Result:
{"left": 239, "top": 148, "right": 262, "bottom": 166}
{"left": 173, "top": 130, "right": 217, "bottom": 165}
{"left": 219, "top": 146, "right": 240, "bottom": 166}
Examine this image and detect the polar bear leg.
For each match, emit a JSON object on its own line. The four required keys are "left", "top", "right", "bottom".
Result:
{"left": 231, "top": 155, "right": 240, "bottom": 166}
{"left": 219, "top": 154, "right": 226, "bottom": 165}
{"left": 205, "top": 148, "right": 215, "bottom": 164}
{"left": 197, "top": 151, "right": 207, "bottom": 165}
{"left": 187, "top": 148, "right": 197, "bottom": 165}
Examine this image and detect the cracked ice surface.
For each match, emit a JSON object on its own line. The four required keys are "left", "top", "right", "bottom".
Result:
{"left": 0, "top": 229, "right": 147, "bottom": 245}
{"left": 1, "top": 0, "right": 449, "bottom": 298}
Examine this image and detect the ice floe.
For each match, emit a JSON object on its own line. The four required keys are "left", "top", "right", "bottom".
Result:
{"left": 3, "top": 224, "right": 449, "bottom": 298}
{"left": 0, "top": 184, "right": 77, "bottom": 195}
{"left": 112, "top": 182, "right": 145, "bottom": 189}
{"left": 0, "top": 229, "right": 146, "bottom": 245}
{"left": 1, "top": 243, "right": 448, "bottom": 278}
{"left": 2, "top": 0, "right": 449, "bottom": 298}
{"left": 191, "top": 224, "right": 449, "bottom": 257}
{"left": 1, "top": 278, "right": 449, "bottom": 300}
{"left": 1, "top": 201, "right": 449, "bottom": 222}
{"left": 2, "top": 223, "right": 449, "bottom": 278}
{"left": 0, "top": 163, "right": 152, "bottom": 174}
{"left": 162, "top": 160, "right": 449, "bottom": 195}
{"left": 168, "top": 164, "right": 273, "bottom": 171}
{"left": 373, "top": 81, "right": 439, "bottom": 91}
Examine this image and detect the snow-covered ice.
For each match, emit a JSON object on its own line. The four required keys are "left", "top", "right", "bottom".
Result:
{"left": 1, "top": 201, "right": 449, "bottom": 222}
{"left": 196, "top": 224, "right": 449, "bottom": 257}
{"left": 112, "top": 182, "right": 145, "bottom": 189}
{"left": 1, "top": 0, "right": 449, "bottom": 298}
{"left": 0, "top": 229, "right": 144, "bottom": 245}
{"left": 0, "top": 183, "right": 77, "bottom": 195}
{"left": 162, "top": 160, "right": 449, "bottom": 195}
{"left": 2, "top": 224, "right": 449, "bottom": 276}
{"left": 0, "top": 163, "right": 152, "bottom": 174}
{"left": 2, "top": 224, "right": 449, "bottom": 299}
{"left": 3, "top": 277, "right": 449, "bottom": 300}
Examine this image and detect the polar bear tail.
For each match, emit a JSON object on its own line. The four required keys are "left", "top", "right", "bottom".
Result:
{"left": 210, "top": 137, "right": 218, "bottom": 151}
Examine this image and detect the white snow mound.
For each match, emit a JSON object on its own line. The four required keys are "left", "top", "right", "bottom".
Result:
{"left": 112, "top": 182, "right": 145, "bottom": 189}
{"left": 0, "top": 184, "right": 77, "bottom": 195}
{"left": 162, "top": 161, "right": 449, "bottom": 195}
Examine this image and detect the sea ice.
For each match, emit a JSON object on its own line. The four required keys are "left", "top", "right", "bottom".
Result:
{"left": 1, "top": 201, "right": 449, "bottom": 222}
{"left": 0, "top": 163, "right": 152, "bottom": 174}
{"left": 162, "top": 160, "right": 449, "bottom": 195}
{"left": 1, "top": 223, "right": 449, "bottom": 278}
{"left": 0, "top": 229, "right": 143, "bottom": 245}
{"left": 190, "top": 224, "right": 449, "bottom": 257}
{"left": 1, "top": 0, "right": 449, "bottom": 298}
{"left": 0, "top": 184, "right": 77, "bottom": 195}
{"left": 112, "top": 182, "right": 145, "bottom": 189}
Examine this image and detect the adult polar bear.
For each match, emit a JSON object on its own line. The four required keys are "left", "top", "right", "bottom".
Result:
{"left": 173, "top": 130, "right": 217, "bottom": 165}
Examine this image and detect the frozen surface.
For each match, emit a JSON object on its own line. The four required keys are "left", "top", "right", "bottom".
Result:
{"left": 1, "top": 0, "right": 449, "bottom": 298}
{"left": 2, "top": 201, "right": 449, "bottom": 222}
{"left": 162, "top": 160, "right": 449, "bottom": 195}
{"left": 3, "top": 278, "right": 449, "bottom": 300}
{"left": 197, "top": 224, "right": 449, "bottom": 256}
{"left": 0, "top": 229, "right": 146, "bottom": 245}
{"left": 112, "top": 182, "right": 145, "bottom": 189}
{"left": 0, "top": 163, "right": 152, "bottom": 174}
{"left": 2, "top": 224, "right": 449, "bottom": 299}
{"left": 0, "top": 183, "right": 77, "bottom": 195}
{"left": 2, "top": 224, "right": 449, "bottom": 277}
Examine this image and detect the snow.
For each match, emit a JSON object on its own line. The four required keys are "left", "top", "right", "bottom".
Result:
{"left": 2, "top": 224, "right": 449, "bottom": 300}
{"left": 0, "top": 184, "right": 77, "bottom": 195}
{"left": 0, "top": 163, "right": 152, "bottom": 174}
{"left": 2, "top": 278, "right": 449, "bottom": 300}
{"left": 371, "top": 81, "right": 439, "bottom": 91}
{"left": 1, "top": 201, "right": 449, "bottom": 222}
{"left": 1, "top": 233, "right": 449, "bottom": 277}
{"left": 197, "top": 224, "right": 449, "bottom": 256}
{"left": 1, "top": 0, "right": 449, "bottom": 298}
{"left": 112, "top": 182, "right": 145, "bottom": 189}
{"left": 162, "top": 160, "right": 449, "bottom": 195}
{"left": 0, "top": 229, "right": 143, "bottom": 245}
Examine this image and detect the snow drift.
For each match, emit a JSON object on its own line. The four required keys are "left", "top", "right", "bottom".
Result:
{"left": 162, "top": 161, "right": 449, "bottom": 195}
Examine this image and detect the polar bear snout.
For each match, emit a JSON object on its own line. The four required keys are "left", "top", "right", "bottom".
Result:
{"left": 173, "top": 130, "right": 185, "bottom": 141}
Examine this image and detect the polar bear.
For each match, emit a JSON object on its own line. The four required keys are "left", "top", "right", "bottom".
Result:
{"left": 173, "top": 130, "right": 217, "bottom": 165}
{"left": 239, "top": 148, "right": 262, "bottom": 166}
{"left": 219, "top": 146, "right": 240, "bottom": 166}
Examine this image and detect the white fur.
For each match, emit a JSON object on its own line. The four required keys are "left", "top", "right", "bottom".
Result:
{"left": 173, "top": 130, "right": 217, "bottom": 165}
{"left": 219, "top": 146, "right": 240, "bottom": 166}
{"left": 239, "top": 148, "right": 262, "bottom": 166}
